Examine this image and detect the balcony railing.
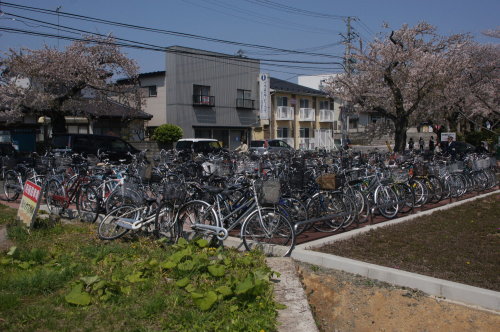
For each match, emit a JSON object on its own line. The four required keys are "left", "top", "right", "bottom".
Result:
{"left": 276, "top": 106, "right": 294, "bottom": 120}
{"left": 319, "top": 109, "right": 334, "bottom": 122}
{"left": 299, "top": 108, "right": 315, "bottom": 121}
{"left": 193, "top": 95, "right": 215, "bottom": 106}
{"left": 236, "top": 98, "right": 255, "bottom": 109}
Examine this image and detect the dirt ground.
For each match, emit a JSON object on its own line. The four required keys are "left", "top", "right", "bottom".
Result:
{"left": 297, "top": 262, "right": 500, "bottom": 332}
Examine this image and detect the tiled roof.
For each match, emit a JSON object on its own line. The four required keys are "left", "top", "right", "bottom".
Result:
{"left": 270, "top": 77, "right": 328, "bottom": 96}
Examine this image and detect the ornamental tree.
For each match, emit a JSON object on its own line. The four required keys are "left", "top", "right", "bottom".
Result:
{"left": 152, "top": 124, "right": 183, "bottom": 147}
{"left": 326, "top": 22, "right": 474, "bottom": 152}
{"left": 0, "top": 35, "right": 143, "bottom": 133}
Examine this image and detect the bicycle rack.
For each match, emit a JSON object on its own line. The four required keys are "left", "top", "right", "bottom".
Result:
{"left": 293, "top": 210, "right": 353, "bottom": 233}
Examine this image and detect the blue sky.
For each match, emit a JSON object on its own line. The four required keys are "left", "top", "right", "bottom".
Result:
{"left": 0, "top": 0, "right": 498, "bottom": 82}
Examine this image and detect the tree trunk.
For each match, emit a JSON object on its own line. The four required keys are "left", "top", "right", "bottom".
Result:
{"left": 393, "top": 117, "right": 408, "bottom": 152}
{"left": 51, "top": 112, "right": 67, "bottom": 134}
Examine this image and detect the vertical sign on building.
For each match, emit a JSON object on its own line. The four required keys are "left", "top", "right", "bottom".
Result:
{"left": 259, "top": 73, "right": 270, "bottom": 120}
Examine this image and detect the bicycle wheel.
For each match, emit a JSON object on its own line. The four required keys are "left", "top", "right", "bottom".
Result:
{"left": 449, "top": 173, "right": 467, "bottom": 198}
{"left": 374, "top": 185, "right": 399, "bottom": 219}
{"left": 426, "top": 176, "right": 443, "bottom": 204}
{"left": 339, "top": 193, "right": 357, "bottom": 229}
{"left": 392, "top": 183, "right": 414, "bottom": 214}
{"left": 3, "top": 170, "right": 22, "bottom": 201}
{"left": 76, "top": 185, "right": 100, "bottom": 223}
{"left": 98, "top": 205, "right": 139, "bottom": 240}
{"left": 409, "top": 179, "right": 428, "bottom": 207}
{"left": 306, "top": 191, "right": 347, "bottom": 233}
{"left": 279, "top": 197, "right": 308, "bottom": 235}
{"left": 177, "top": 200, "right": 219, "bottom": 245}
{"left": 45, "top": 178, "right": 66, "bottom": 214}
{"left": 344, "top": 186, "right": 369, "bottom": 225}
{"left": 154, "top": 201, "right": 179, "bottom": 244}
{"left": 105, "top": 187, "right": 142, "bottom": 213}
{"left": 241, "top": 207, "right": 295, "bottom": 257}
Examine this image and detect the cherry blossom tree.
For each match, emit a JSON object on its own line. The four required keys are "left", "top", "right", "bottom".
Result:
{"left": 325, "top": 22, "right": 477, "bottom": 152}
{"left": 0, "top": 35, "right": 143, "bottom": 133}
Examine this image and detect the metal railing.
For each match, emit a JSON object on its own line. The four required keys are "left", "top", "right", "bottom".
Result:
{"left": 299, "top": 108, "right": 315, "bottom": 121}
{"left": 276, "top": 106, "right": 294, "bottom": 120}
{"left": 193, "top": 95, "right": 215, "bottom": 106}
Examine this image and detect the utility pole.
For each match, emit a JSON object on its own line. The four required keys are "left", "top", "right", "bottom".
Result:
{"left": 56, "top": 5, "right": 62, "bottom": 49}
{"left": 340, "top": 16, "right": 356, "bottom": 148}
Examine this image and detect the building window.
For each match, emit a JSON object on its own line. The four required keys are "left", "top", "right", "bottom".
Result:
{"left": 319, "top": 100, "right": 329, "bottom": 109}
{"left": 236, "top": 89, "right": 254, "bottom": 108}
{"left": 193, "top": 85, "right": 214, "bottom": 106}
{"left": 349, "top": 118, "right": 358, "bottom": 129}
{"left": 300, "top": 99, "right": 309, "bottom": 108}
{"left": 299, "top": 127, "right": 310, "bottom": 138}
{"left": 277, "top": 96, "right": 288, "bottom": 107}
{"left": 148, "top": 86, "right": 157, "bottom": 97}
{"left": 277, "top": 127, "right": 289, "bottom": 138}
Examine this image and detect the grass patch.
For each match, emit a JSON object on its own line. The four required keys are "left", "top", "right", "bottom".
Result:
{"left": 0, "top": 203, "right": 17, "bottom": 225}
{"left": 0, "top": 209, "right": 280, "bottom": 331}
{"left": 317, "top": 195, "right": 500, "bottom": 291}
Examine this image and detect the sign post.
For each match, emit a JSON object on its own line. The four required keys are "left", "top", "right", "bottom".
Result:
{"left": 16, "top": 180, "right": 43, "bottom": 228}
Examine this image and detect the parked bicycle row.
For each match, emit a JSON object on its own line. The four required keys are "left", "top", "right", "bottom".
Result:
{"left": 1, "top": 148, "right": 497, "bottom": 256}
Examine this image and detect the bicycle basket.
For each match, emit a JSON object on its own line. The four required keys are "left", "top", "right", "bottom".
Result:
{"left": 255, "top": 179, "right": 281, "bottom": 205}
{"left": 315, "top": 173, "right": 337, "bottom": 190}
{"left": 162, "top": 180, "right": 187, "bottom": 202}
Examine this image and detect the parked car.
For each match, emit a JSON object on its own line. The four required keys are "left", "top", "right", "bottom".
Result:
{"left": 51, "top": 134, "right": 140, "bottom": 162}
{"left": 175, "top": 138, "right": 224, "bottom": 154}
{"left": 249, "top": 139, "right": 294, "bottom": 154}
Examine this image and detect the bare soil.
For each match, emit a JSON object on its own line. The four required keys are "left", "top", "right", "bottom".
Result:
{"left": 298, "top": 262, "right": 500, "bottom": 332}
{"left": 317, "top": 194, "right": 500, "bottom": 291}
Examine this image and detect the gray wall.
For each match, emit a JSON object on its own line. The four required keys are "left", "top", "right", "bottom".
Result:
{"left": 166, "top": 46, "right": 260, "bottom": 137}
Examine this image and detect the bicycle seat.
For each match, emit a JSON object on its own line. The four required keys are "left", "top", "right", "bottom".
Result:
{"left": 348, "top": 179, "right": 363, "bottom": 186}
{"left": 144, "top": 197, "right": 157, "bottom": 204}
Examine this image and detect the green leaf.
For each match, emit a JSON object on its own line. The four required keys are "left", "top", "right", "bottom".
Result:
{"left": 65, "top": 284, "right": 91, "bottom": 306}
{"left": 120, "top": 285, "right": 132, "bottom": 295}
{"left": 160, "top": 261, "right": 177, "bottom": 269}
{"left": 192, "top": 291, "right": 218, "bottom": 311}
{"left": 7, "top": 246, "right": 17, "bottom": 256}
{"left": 149, "top": 259, "right": 159, "bottom": 266}
{"left": 175, "top": 277, "right": 190, "bottom": 288}
{"left": 235, "top": 276, "right": 254, "bottom": 295}
{"left": 18, "top": 261, "right": 30, "bottom": 270}
{"left": 185, "top": 283, "right": 196, "bottom": 293}
{"left": 207, "top": 264, "right": 226, "bottom": 277}
{"left": 126, "top": 271, "right": 145, "bottom": 283}
{"left": 80, "top": 275, "right": 100, "bottom": 286}
{"left": 93, "top": 280, "right": 107, "bottom": 291}
{"left": 215, "top": 285, "right": 232, "bottom": 297}
{"left": 195, "top": 238, "right": 209, "bottom": 248}
{"left": 229, "top": 304, "right": 239, "bottom": 312}
{"left": 176, "top": 237, "right": 188, "bottom": 247}
{"left": 177, "top": 260, "right": 195, "bottom": 271}
{"left": 223, "top": 257, "right": 231, "bottom": 266}
{"left": 0, "top": 258, "right": 10, "bottom": 265}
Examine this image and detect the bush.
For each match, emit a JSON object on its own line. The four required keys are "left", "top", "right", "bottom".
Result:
{"left": 464, "top": 130, "right": 498, "bottom": 148}
{"left": 152, "top": 124, "right": 183, "bottom": 145}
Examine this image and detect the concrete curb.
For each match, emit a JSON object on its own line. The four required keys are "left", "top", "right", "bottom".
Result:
{"left": 297, "top": 189, "right": 500, "bottom": 250}
{"left": 265, "top": 258, "right": 318, "bottom": 332}
{"left": 291, "top": 248, "right": 500, "bottom": 312}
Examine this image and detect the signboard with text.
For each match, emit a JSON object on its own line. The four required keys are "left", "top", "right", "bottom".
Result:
{"left": 17, "top": 180, "right": 42, "bottom": 228}
{"left": 440, "top": 132, "right": 456, "bottom": 142}
{"left": 259, "top": 73, "right": 270, "bottom": 120}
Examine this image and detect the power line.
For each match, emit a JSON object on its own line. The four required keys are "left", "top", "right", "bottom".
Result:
{"left": 243, "top": 0, "right": 348, "bottom": 19}
{"left": 0, "top": 27, "right": 345, "bottom": 73}
{"left": 181, "top": 0, "right": 340, "bottom": 35}
{"left": 0, "top": 1, "right": 343, "bottom": 59}
{"left": 1, "top": 12, "right": 344, "bottom": 67}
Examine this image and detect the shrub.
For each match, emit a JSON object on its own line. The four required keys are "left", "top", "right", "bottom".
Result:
{"left": 152, "top": 124, "right": 183, "bottom": 145}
